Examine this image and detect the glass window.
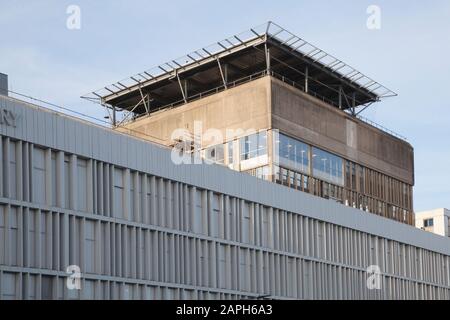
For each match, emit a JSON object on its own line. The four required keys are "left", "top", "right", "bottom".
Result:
{"left": 303, "top": 176, "right": 309, "bottom": 192}
{"left": 277, "top": 133, "right": 309, "bottom": 173}
{"left": 329, "top": 184, "right": 336, "bottom": 198}
{"left": 240, "top": 131, "right": 267, "bottom": 160}
{"left": 424, "top": 218, "right": 434, "bottom": 227}
{"left": 322, "top": 182, "right": 329, "bottom": 198}
{"left": 351, "top": 163, "right": 356, "bottom": 190}
{"left": 274, "top": 165, "right": 281, "bottom": 183}
{"left": 216, "top": 145, "right": 224, "bottom": 164}
{"left": 205, "top": 144, "right": 225, "bottom": 164}
{"left": 312, "top": 147, "right": 343, "bottom": 185}
{"left": 255, "top": 166, "right": 270, "bottom": 180}
{"left": 281, "top": 168, "right": 289, "bottom": 186}
{"left": 402, "top": 183, "right": 408, "bottom": 206}
{"left": 205, "top": 145, "right": 214, "bottom": 163}
{"left": 345, "top": 161, "right": 351, "bottom": 187}
{"left": 359, "top": 165, "right": 364, "bottom": 192}
{"left": 289, "top": 170, "right": 295, "bottom": 187}
{"left": 296, "top": 174, "right": 302, "bottom": 190}
{"left": 378, "top": 201, "right": 383, "bottom": 215}
{"left": 447, "top": 224, "right": 450, "bottom": 238}
{"left": 227, "top": 141, "right": 233, "bottom": 165}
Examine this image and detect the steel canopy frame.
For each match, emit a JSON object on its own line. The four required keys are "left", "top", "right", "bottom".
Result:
{"left": 264, "top": 22, "right": 396, "bottom": 99}
{"left": 81, "top": 24, "right": 269, "bottom": 105}
{"left": 81, "top": 21, "right": 397, "bottom": 115}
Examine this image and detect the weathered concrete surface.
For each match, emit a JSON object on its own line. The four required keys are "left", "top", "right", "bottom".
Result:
{"left": 119, "top": 75, "right": 414, "bottom": 185}
{"left": 118, "top": 76, "right": 272, "bottom": 146}
{"left": 270, "top": 77, "right": 414, "bottom": 185}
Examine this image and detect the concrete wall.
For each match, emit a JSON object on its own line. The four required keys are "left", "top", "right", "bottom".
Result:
{"left": 119, "top": 76, "right": 414, "bottom": 187}
{"left": 270, "top": 77, "right": 414, "bottom": 185}
{"left": 1, "top": 95, "right": 447, "bottom": 300}
{"left": 118, "top": 76, "right": 272, "bottom": 146}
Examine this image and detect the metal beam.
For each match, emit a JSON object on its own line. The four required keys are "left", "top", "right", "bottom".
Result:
{"left": 112, "top": 105, "right": 116, "bottom": 126}
{"left": 177, "top": 73, "right": 187, "bottom": 103}
{"left": 115, "top": 95, "right": 147, "bottom": 126}
{"left": 355, "top": 101, "right": 374, "bottom": 116}
{"left": 102, "top": 36, "right": 266, "bottom": 104}
{"left": 138, "top": 87, "right": 149, "bottom": 114}
{"left": 352, "top": 92, "right": 356, "bottom": 115}
{"left": 341, "top": 86, "right": 352, "bottom": 111}
{"left": 217, "top": 59, "right": 227, "bottom": 89}
{"left": 305, "top": 66, "right": 309, "bottom": 93}
{"left": 265, "top": 43, "right": 271, "bottom": 73}
{"left": 267, "top": 38, "right": 376, "bottom": 101}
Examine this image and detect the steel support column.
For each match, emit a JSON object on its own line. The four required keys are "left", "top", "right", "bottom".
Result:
{"left": 112, "top": 106, "right": 116, "bottom": 126}
{"left": 177, "top": 74, "right": 187, "bottom": 103}
{"left": 265, "top": 44, "right": 271, "bottom": 73}
{"left": 305, "top": 66, "right": 309, "bottom": 93}
{"left": 217, "top": 59, "right": 227, "bottom": 89}
{"left": 352, "top": 93, "right": 356, "bottom": 115}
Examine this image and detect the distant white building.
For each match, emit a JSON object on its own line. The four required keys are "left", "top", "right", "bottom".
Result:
{"left": 416, "top": 208, "right": 450, "bottom": 237}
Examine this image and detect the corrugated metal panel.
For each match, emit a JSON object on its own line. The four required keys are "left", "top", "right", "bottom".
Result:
{"left": 0, "top": 95, "right": 449, "bottom": 300}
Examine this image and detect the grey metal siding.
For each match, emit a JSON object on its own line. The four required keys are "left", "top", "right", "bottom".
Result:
{"left": 0, "top": 95, "right": 449, "bottom": 299}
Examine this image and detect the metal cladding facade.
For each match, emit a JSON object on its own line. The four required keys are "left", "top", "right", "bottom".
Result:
{"left": 0, "top": 95, "right": 449, "bottom": 300}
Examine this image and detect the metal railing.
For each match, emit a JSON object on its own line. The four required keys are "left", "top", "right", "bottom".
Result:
{"left": 356, "top": 114, "right": 407, "bottom": 141}
{"left": 3, "top": 90, "right": 169, "bottom": 145}
{"left": 7, "top": 90, "right": 109, "bottom": 126}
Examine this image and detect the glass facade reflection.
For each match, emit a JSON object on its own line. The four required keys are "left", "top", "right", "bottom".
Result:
{"left": 201, "top": 129, "right": 412, "bottom": 225}
{"left": 240, "top": 131, "right": 267, "bottom": 160}
{"left": 204, "top": 144, "right": 225, "bottom": 164}
{"left": 228, "top": 141, "right": 233, "bottom": 165}
{"left": 275, "top": 132, "right": 344, "bottom": 185}
{"left": 312, "top": 147, "right": 344, "bottom": 185}
{"left": 277, "top": 133, "right": 309, "bottom": 173}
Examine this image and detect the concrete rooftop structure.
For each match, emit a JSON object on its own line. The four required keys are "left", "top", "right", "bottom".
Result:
{"left": 86, "top": 22, "right": 414, "bottom": 226}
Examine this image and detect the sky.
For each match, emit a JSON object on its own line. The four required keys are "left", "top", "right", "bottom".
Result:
{"left": 1, "top": 1, "right": 449, "bottom": 212}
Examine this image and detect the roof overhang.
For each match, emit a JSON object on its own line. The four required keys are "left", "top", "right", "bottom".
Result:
{"left": 82, "top": 22, "right": 397, "bottom": 116}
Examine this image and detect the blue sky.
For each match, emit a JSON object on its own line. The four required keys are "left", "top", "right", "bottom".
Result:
{"left": 1, "top": 1, "right": 449, "bottom": 211}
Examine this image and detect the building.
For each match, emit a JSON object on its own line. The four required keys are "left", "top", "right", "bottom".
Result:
{"left": 0, "top": 23, "right": 449, "bottom": 300}
{"left": 84, "top": 22, "right": 414, "bottom": 226}
{"left": 415, "top": 208, "right": 450, "bottom": 237}
{"left": 0, "top": 73, "right": 8, "bottom": 96}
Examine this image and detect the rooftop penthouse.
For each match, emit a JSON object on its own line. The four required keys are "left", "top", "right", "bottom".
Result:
{"left": 83, "top": 22, "right": 414, "bottom": 225}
